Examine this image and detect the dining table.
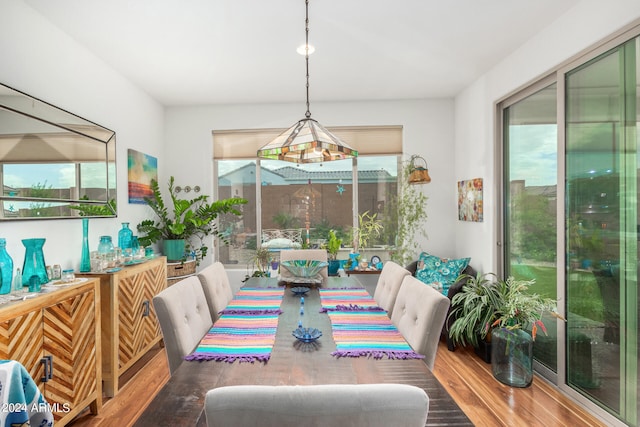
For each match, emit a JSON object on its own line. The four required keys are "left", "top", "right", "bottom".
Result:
{"left": 134, "top": 276, "right": 472, "bottom": 426}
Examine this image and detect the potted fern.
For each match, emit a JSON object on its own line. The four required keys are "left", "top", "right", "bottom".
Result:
{"left": 137, "top": 177, "right": 246, "bottom": 264}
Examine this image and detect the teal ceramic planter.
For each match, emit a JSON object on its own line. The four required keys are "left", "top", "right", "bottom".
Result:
{"left": 163, "top": 239, "right": 185, "bottom": 262}
{"left": 328, "top": 259, "right": 340, "bottom": 276}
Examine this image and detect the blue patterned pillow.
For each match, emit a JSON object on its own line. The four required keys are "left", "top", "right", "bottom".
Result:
{"left": 416, "top": 252, "right": 470, "bottom": 295}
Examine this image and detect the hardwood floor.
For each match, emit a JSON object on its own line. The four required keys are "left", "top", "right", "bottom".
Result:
{"left": 68, "top": 341, "right": 608, "bottom": 426}
{"left": 68, "top": 344, "right": 169, "bottom": 427}
{"left": 432, "top": 343, "right": 607, "bottom": 427}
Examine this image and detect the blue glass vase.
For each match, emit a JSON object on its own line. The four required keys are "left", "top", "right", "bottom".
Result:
{"left": 118, "top": 222, "right": 133, "bottom": 251}
{"left": 0, "top": 238, "right": 14, "bottom": 295}
{"left": 21, "top": 238, "right": 48, "bottom": 291}
{"left": 80, "top": 218, "right": 91, "bottom": 273}
{"left": 98, "top": 235, "right": 114, "bottom": 255}
{"left": 98, "top": 235, "right": 115, "bottom": 266}
{"left": 130, "top": 236, "right": 140, "bottom": 256}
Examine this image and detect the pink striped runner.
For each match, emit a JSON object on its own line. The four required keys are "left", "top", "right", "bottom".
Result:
{"left": 319, "top": 288, "right": 384, "bottom": 312}
{"left": 327, "top": 310, "right": 424, "bottom": 360}
{"left": 219, "top": 287, "right": 284, "bottom": 315}
{"left": 185, "top": 313, "right": 279, "bottom": 363}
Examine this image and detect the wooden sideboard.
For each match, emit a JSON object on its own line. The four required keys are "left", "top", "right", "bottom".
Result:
{"left": 0, "top": 278, "right": 101, "bottom": 426}
{"left": 79, "top": 256, "right": 167, "bottom": 396}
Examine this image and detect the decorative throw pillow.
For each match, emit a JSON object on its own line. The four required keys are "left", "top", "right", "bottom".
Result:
{"left": 416, "top": 251, "right": 470, "bottom": 295}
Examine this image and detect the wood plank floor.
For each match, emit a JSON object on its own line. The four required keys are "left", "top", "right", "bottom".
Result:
{"left": 432, "top": 344, "right": 607, "bottom": 427}
{"left": 67, "top": 341, "right": 608, "bottom": 427}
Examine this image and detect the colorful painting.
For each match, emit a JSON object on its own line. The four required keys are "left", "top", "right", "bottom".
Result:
{"left": 458, "top": 178, "right": 483, "bottom": 222}
{"left": 128, "top": 149, "right": 158, "bottom": 204}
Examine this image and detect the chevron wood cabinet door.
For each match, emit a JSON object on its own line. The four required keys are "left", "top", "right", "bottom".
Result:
{"left": 0, "top": 279, "right": 101, "bottom": 426}
{"left": 79, "top": 256, "right": 166, "bottom": 397}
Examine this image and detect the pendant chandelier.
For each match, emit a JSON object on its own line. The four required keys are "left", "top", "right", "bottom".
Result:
{"left": 257, "top": 0, "right": 358, "bottom": 164}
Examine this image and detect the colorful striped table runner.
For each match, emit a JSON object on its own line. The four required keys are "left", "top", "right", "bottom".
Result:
{"left": 318, "top": 288, "right": 384, "bottom": 312}
{"left": 184, "top": 313, "right": 279, "bottom": 363}
{"left": 327, "top": 310, "right": 424, "bottom": 360}
{"left": 219, "top": 287, "right": 284, "bottom": 315}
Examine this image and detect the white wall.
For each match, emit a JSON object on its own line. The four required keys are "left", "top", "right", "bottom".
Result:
{"left": 454, "top": 0, "right": 640, "bottom": 274}
{"left": 165, "top": 98, "right": 456, "bottom": 277}
{"left": 0, "top": 0, "right": 164, "bottom": 272}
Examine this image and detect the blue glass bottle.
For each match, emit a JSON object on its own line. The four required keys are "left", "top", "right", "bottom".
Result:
{"left": 0, "top": 238, "right": 14, "bottom": 295}
{"left": 118, "top": 222, "right": 133, "bottom": 251}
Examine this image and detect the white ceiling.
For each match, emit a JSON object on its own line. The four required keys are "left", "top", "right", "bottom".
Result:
{"left": 24, "top": 0, "right": 580, "bottom": 107}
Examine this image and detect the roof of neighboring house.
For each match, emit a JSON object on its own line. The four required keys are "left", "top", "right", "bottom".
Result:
{"left": 218, "top": 162, "right": 395, "bottom": 185}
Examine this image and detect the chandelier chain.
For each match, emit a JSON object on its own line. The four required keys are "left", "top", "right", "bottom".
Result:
{"left": 305, "top": 0, "right": 311, "bottom": 119}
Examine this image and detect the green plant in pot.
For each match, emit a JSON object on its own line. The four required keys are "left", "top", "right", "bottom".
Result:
{"left": 137, "top": 177, "right": 247, "bottom": 264}
{"left": 448, "top": 272, "right": 501, "bottom": 349}
{"left": 324, "top": 229, "right": 342, "bottom": 276}
{"left": 242, "top": 247, "right": 272, "bottom": 282}
{"left": 449, "top": 272, "right": 562, "bottom": 387}
{"left": 350, "top": 211, "right": 383, "bottom": 254}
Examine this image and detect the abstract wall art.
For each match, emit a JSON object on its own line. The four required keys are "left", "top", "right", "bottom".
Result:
{"left": 127, "top": 149, "right": 158, "bottom": 204}
{"left": 457, "top": 178, "right": 483, "bottom": 222}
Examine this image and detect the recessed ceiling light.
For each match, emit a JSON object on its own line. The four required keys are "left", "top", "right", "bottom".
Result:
{"left": 297, "top": 44, "right": 315, "bottom": 55}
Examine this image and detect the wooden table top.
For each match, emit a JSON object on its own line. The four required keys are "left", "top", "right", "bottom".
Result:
{"left": 134, "top": 277, "right": 472, "bottom": 427}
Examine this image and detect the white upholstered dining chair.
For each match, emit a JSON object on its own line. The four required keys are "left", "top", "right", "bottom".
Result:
{"left": 197, "top": 261, "right": 234, "bottom": 322}
{"left": 279, "top": 249, "right": 328, "bottom": 284}
{"left": 372, "top": 261, "right": 410, "bottom": 316}
{"left": 153, "top": 276, "right": 213, "bottom": 375}
{"left": 204, "top": 384, "right": 429, "bottom": 427}
{"left": 391, "top": 275, "right": 450, "bottom": 370}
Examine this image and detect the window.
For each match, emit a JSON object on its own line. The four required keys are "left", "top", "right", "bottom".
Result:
{"left": 216, "top": 155, "right": 399, "bottom": 268}
{"left": 213, "top": 126, "right": 402, "bottom": 269}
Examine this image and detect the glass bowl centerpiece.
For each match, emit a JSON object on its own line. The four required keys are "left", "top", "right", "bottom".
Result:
{"left": 280, "top": 260, "right": 328, "bottom": 279}
{"left": 292, "top": 327, "right": 323, "bottom": 343}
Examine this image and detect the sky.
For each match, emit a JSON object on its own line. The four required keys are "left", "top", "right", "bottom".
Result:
{"left": 3, "top": 163, "right": 115, "bottom": 189}
{"left": 509, "top": 125, "right": 557, "bottom": 187}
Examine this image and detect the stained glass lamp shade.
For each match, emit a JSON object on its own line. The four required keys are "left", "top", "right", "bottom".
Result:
{"left": 257, "top": 118, "right": 358, "bottom": 164}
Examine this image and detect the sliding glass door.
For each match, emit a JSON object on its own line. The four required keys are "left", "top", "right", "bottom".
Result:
{"left": 565, "top": 38, "right": 638, "bottom": 424}
{"left": 503, "top": 82, "right": 559, "bottom": 372}
{"left": 502, "top": 35, "right": 640, "bottom": 425}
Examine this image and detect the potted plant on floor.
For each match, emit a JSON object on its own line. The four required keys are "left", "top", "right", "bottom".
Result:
{"left": 489, "top": 276, "right": 562, "bottom": 387}
{"left": 137, "top": 177, "right": 247, "bottom": 264}
{"left": 448, "top": 272, "right": 501, "bottom": 363}
{"left": 449, "top": 272, "right": 562, "bottom": 387}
